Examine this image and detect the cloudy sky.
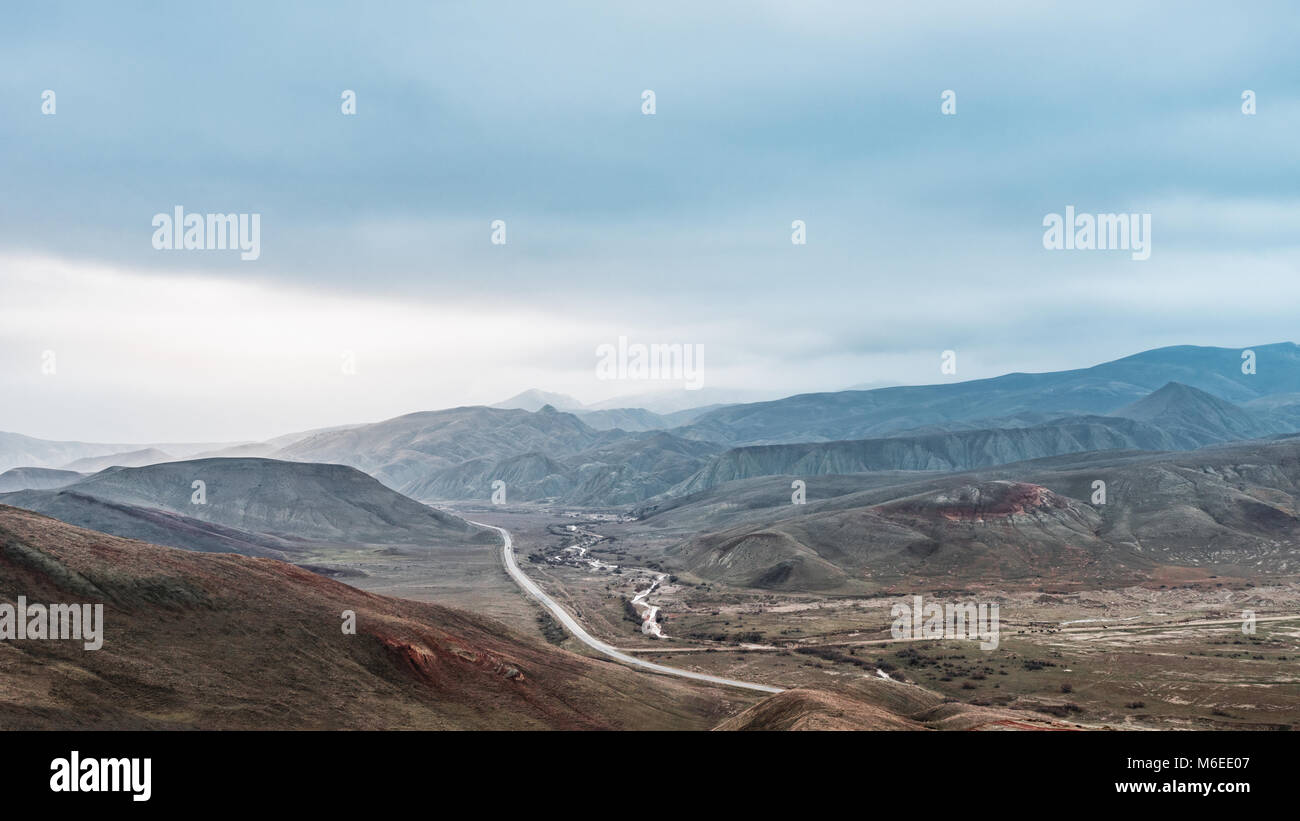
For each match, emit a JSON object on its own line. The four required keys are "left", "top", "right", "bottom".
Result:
{"left": 2, "top": 1, "right": 1298, "bottom": 442}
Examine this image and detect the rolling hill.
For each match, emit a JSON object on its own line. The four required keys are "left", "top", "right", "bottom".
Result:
{"left": 0, "top": 467, "right": 85, "bottom": 492}
{"left": 715, "top": 681, "right": 1083, "bottom": 731}
{"left": 0, "top": 458, "right": 489, "bottom": 556}
{"left": 0, "top": 506, "right": 745, "bottom": 729}
{"left": 664, "top": 437, "right": 1300, "bottom": 592}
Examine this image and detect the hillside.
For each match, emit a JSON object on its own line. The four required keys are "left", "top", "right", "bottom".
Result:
{"left": 715, "top": 682, "right": 1084, "bottom": 731}
{"left": 275, "top": 405, "right": 720, "bottom": 505}
{"left": 0, "top": 467, "right": 84, "bottom": 493}
{"left": 0, "top": 458, "right": 488, "bottom": 553}
{"left": 0, "top": 506, "right": 745, "bottom": 729}
{"left": 666, "top": 437, "right": 1300, "bottom": 592}
{"left": 273, "top": 405, "right": 605, "bottom": 491}
{"left": 673, "top": 480, "right": 1122, "bottom": 592}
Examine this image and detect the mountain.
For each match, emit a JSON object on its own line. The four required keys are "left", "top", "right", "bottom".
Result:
{"left": 403, "top": 430, "right": 724, "bottom": 505}
{"left": 584, "top": 387, "right": 761, "bottom": 414}
{"left": 0, "top": 431, "right": 136, "bottom": 474}
{"left": 664, "top": 436, "right": 1300, "bottom": 593}
{"left": 634, "top": 472, "right": 934, "bottom": 537}
{"left": 0, "top": 489, "right": 298, "bottom": 559}
{"left": 273, "top": 406, "right": 605, "bottom": 492}
{"left": 573, "top": 405, "right": 719, "bottom": 432}
{"left": 15, "top": 342, "right": 1299, "bottom": 510}
{"left": 189, "top": 423, "right": 366, "bottom": 459}
{"left": 1112, "top": 381, "right": 1278, "bottom": 443}
{"left": 676, "top": 342, "right": 1300, "bottom": 446}
{"left": 673, "top": 480, "right": 1117, "bottom": 592}
{"left": 0, "top": 506, "right": 744, "bottom": 729}
{"left": 671, "top": 415, "right": 1184, "bottom": 495}
{"left": 491, "top": 388, "right": 729, "bottom": 434}
{"left": 271, "top": 354, "right": 1298, "bottom": 506}
{"left": 269, "top": 405, "right": 720, "bottom": 505}
{"left": 571, "top": 407, "right": 667, "bottom": 431}
{"left": 0, "top": 467, "right": 85, "bottom": 492}
{"left": 62, "top": 447, "right": 176, "bottom": 472}
{"left": 0, "top": 458, "right": 487, "bottom": 554}
{"left": 553, "top": 431, "right": 723, "bottom": 505}
{"left": 492, "top": 389, "right": 587, "bottom": 412}
{"left": 0, "top": 431, "right": 237, "bottom": 473}
{"left": 666, "top": 381, "right": 1296, "bottom": 496}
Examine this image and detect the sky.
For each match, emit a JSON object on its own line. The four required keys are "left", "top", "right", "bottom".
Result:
{"left": 2, "top": 1, "right": 1299, "bottom": 442}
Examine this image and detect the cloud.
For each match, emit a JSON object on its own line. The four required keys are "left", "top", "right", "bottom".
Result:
{"left": 2, "top": 3, "right": 1298, "bottom": 439}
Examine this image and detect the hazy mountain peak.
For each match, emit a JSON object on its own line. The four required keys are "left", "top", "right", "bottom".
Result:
{"left": 1112, "top": 380, "right": 1276, "bottom": 443}
{"left": 61, "top": 447, "right": 176, "bottom": 472}
{"left": 491, "top": 389, "right": 585, "bottom": 412}
{"left": 1116, "top": 381, "right": 1242, "bottom": 421}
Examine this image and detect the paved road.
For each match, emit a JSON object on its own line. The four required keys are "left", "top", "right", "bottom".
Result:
{"left": 470, "top": 520, "right": 783, "bottom": 695}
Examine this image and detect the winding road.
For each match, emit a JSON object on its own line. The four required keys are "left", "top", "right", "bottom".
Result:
{"left": 470, "top": 520, "right": 783, "bottom": 695}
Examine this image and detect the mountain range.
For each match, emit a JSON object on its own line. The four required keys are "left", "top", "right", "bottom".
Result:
{"left": 668, "top": 382, "right": 1294, "bottom": 496}
{"left": 674, "top": 342, "right": 1300, "bottom": 446}
{"left": 4, "top": 343, "right": 1300, "bottom": 511}
{"left": 660, "top": 435, "right": 1300, "bottom": 592}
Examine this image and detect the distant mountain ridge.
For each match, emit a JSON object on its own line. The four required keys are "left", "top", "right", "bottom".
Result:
{"left": 62, "top": 447, "right": 177, "bottom": 472}
{"left": 491, "top": 389, "right": 722, "bottom": 431}
{"left": 7, "top": 343, "right": 1300, "bottom": 509}
{"left": 0, "top": 426, "right": 336, "bottom": 474}
{"left": 670, "top": 381, "right": 1296, "bottom": 495}
{"left": 675, "top": 342, "right": 1300, "bottom": 446}
{"left": 492, "top": 389, "right": 586, "bottom": 412}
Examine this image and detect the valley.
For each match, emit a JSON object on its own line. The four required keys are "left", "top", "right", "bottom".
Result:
{"left": 3, "top": 342, "right": 1300, "bottom": 730}
{"left": 453, "top": 502, "right": 1300, "bottom": 730}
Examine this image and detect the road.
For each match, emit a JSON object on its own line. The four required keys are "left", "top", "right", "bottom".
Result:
{"left": 470, "top": 520, "right": 783, "bottom": 695}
